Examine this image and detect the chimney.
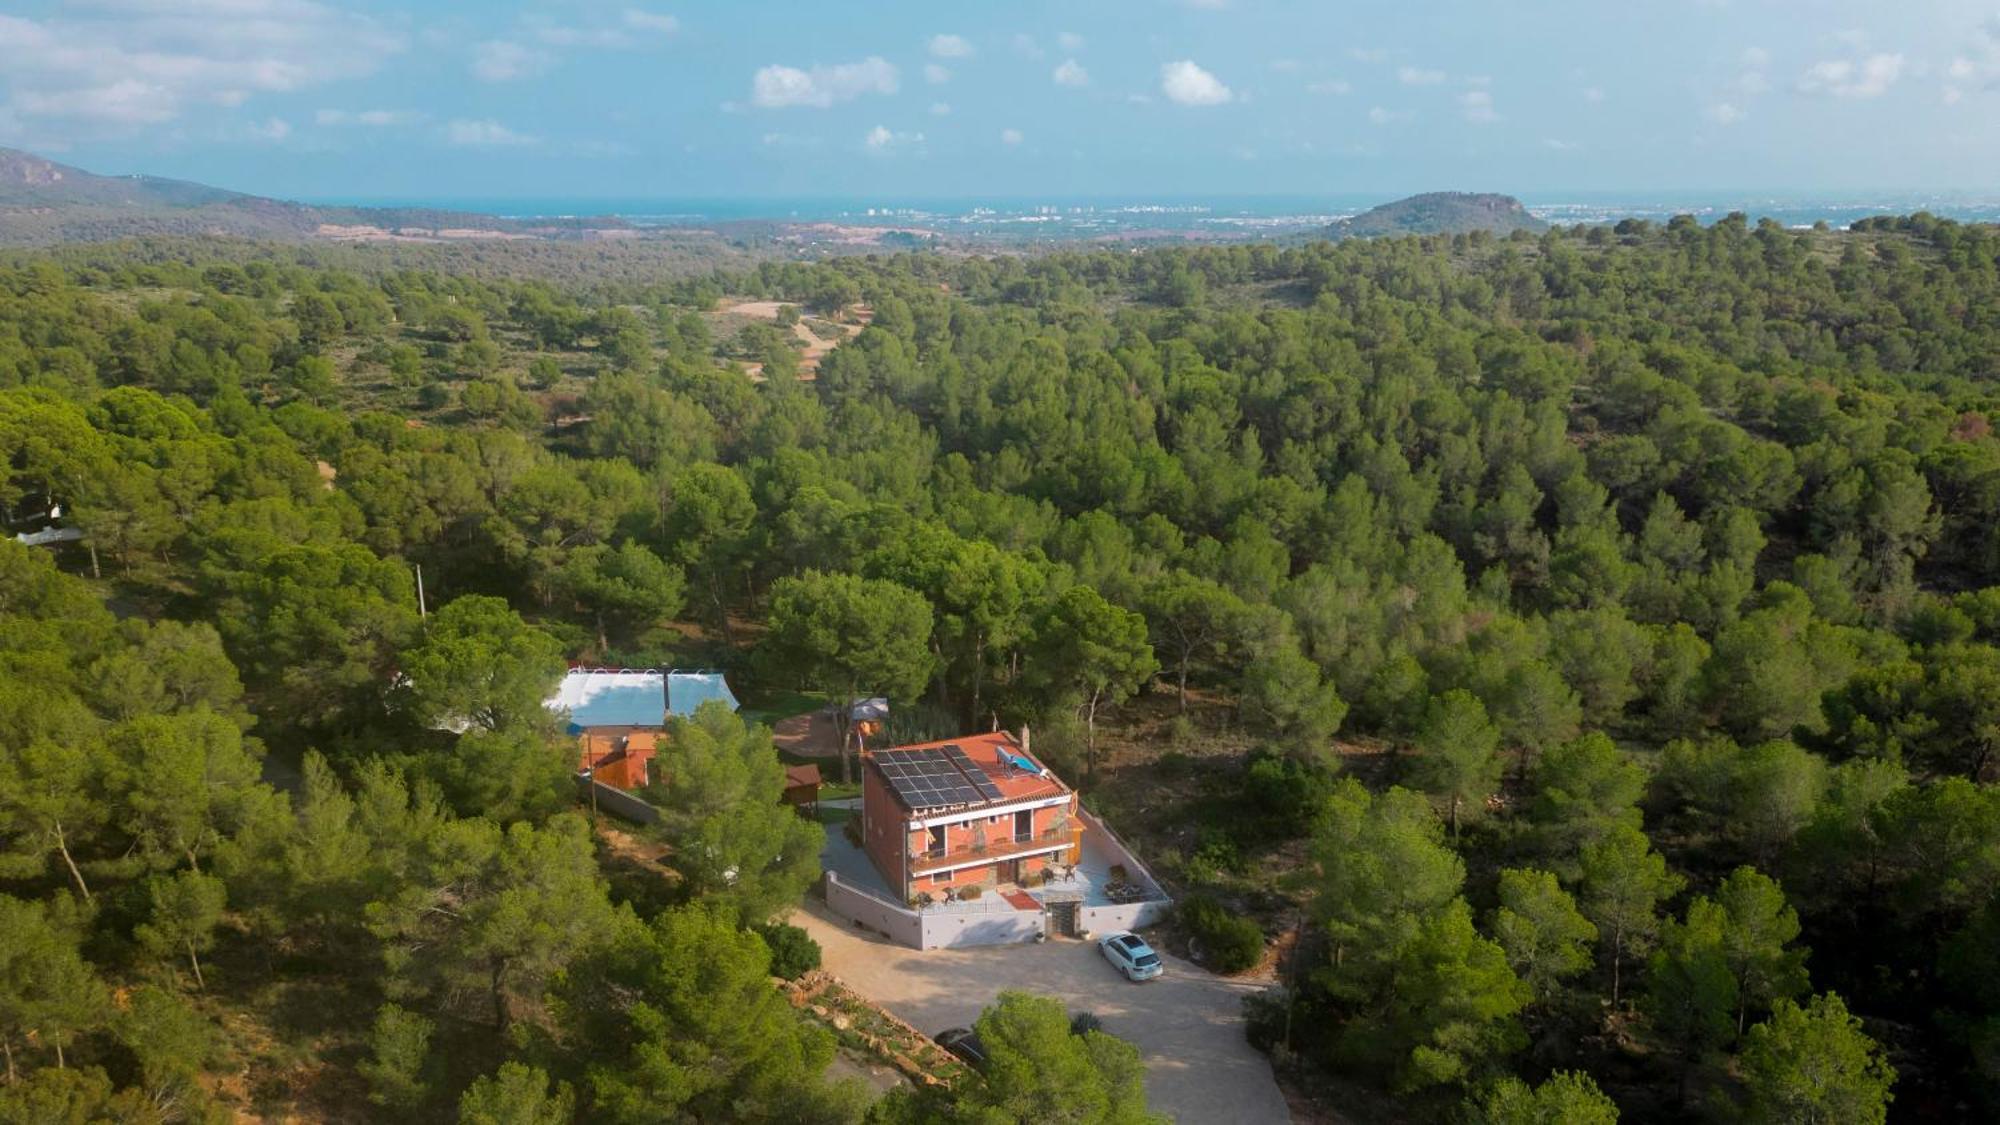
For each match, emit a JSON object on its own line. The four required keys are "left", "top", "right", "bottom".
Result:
{"left": 1018, "top": 724, "right": 1031, "bottom": 759}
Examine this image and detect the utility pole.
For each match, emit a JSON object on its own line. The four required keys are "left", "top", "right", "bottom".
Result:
{"left": 415, "top": 564, "right": 428, "bottom": 620}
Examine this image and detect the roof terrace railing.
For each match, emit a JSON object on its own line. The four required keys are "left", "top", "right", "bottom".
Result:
{"left": 907, "top": 827, "right": 1080, "bottom": 874}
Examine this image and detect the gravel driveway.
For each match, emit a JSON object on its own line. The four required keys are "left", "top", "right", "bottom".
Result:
{"left": 791, "top": 901, "right": 1290, "bottom": 1124}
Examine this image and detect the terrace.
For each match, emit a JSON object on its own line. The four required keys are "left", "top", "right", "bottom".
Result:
{"left": 906, "top": 825, "right": 1080, "bottom": 876}
{"left": 821, "top": 815, "right": 1160, "bottom": 915}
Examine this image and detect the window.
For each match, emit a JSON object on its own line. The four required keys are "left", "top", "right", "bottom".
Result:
{"left": 932, "top": 871, "right": 951, "bottom": 884}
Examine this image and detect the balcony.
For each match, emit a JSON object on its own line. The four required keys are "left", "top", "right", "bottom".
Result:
{"left": 908, "top": 828, "right": 1080, "bottom": 875}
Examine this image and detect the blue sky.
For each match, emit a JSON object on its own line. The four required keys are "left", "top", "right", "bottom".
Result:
{"left": 2, "top": 0, "right": 1998, "bottom": 201}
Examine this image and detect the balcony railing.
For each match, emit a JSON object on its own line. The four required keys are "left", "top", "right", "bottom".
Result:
{"left": 908, "top": 828, "right": 1078, "bottom": 874}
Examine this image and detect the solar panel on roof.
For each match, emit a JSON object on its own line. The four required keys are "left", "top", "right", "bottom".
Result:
{"left": 943, "top": 745, "right": 1006, "bottom": 802}
{"left": 874, "top": 746, "right": 1003, "bottom": 811}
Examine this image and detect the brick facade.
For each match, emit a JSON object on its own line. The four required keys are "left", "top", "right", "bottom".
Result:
{"left": 859, "top": 731, "right": 1083, "bottom": 904}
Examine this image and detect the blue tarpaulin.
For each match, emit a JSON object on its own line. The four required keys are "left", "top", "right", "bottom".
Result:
{"left": 547, "top": 669, "right": 738, "bottom": 732}
{"left": 667, "top": 671, "right": 739, "bottom": 716}
{"left": 549, "top": 670, "right": 666, "bottom": 732}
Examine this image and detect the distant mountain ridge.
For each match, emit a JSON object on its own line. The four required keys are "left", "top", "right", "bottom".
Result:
{"left": 0, "top": 147, "right": 631, "bottom": 245}
{"left": 1324, "top": 192, "right": 1549, "bottom": 239}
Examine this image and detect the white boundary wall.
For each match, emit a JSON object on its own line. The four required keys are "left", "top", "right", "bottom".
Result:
{"left": 822, "top": 811, "right": 1169, "bottom": 950}
{"left": 1081, "top": 897, "right": 1172, "bottom": 935}
{"left": 824, "top": 872, "right": 926, "bottom": 947}
{"left": 1074, "top": 808, "right": 1172, "bottom": 936}
{"left": 825, "top": 872, "right": 1049, "bottom": 950}
{"left": 924, "top": 903, "right": 1047, "bottom": 949}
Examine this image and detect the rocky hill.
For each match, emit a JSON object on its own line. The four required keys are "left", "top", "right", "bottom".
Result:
{"left": 0, "top": 148, "right": 630, "bottom": 245}
{"left": 1324, "top": 192, "right": 1548, "bottom": 239}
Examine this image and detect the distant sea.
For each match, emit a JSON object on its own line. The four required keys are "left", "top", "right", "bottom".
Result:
{"left": 305, "top": 191, "right": 2000, "bottom": 236}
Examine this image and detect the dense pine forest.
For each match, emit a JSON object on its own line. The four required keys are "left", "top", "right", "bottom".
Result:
{"left": 3, "top": 213, "right": 1999, "bottom": 1122}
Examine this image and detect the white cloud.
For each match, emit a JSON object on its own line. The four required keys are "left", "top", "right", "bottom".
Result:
{"left": 1736, "top": 46, "right": 1771, "bottom": 94}
{"left": 571, "top": 139, "right": 635, "bottom": 158}
{"left": 924, "top": 63, "right": 951, "bottom": 85}
{"left": 623, "top": 9, "right": 679, "bottom": 34}
{"left": 1307, "top": 79, "right": 1352, "bottom": 95}
{"left": 1943, "top": 22, "right": 2000, "bottom": 104}
{"left": 0, "top": 1, "right": 403, "bottom": 139}
{"left": 1797, "top": 52, "right": 1905, "bottom": 98}
{"left": 1367, "top": 106, "right": 1412, "bottom": 126}
{"left": 1544, "top": 138, "right": 1580, "bottom": 151}
{"left": 1012, "top": 34, "right": 1044, "bottom": 59}
{"left": 1058, "top": 32, "right": 1085, "bottom": 52}
{"left": 1053, "top": 59, "right": 1089, "bottom": 87}
{"left": 532, "top": 24, "right": 632, "bottom": 49}
{"left": 447, "top": 118, "right": 537, "bottom": 147}
{"left": 1349, "top": 47, "right": 1390, "bottom": 64}
{"left": 1161, "top": 59, "right": 1232, "bottom": 106}
{"left": 929, "top": 33, "right": 973, "bottom": 59}
{"left": 1459, "top": 89, "right": 1498, "bottom": 123}
{"left": 1583, "top": 86, "right": 1606, "bottom": 103}
{"left": 751, "top": 56, "right": 898, "bottom": 108}
{"left": 11, "top": 80, "right": 175, "bottom": 127}
{"left": 1000, "top": 127, "right": 1024, "bottom": 145}
{"left": 930, "top": 101, "right": 952, "bottom": 116}
{"left": 511, "top": 9, "right": 679, "bottom": 52}
{"left": 1397, "top": 66, "right": 1446, "bottom": 86}
{"left": 473, "top": 40, "right": 549, "bottom": 82}
{"left": 1269, "top": 58, "right": 1300, "bottom": 73}
{"left": 759, "top": 131, "right": 821, "bottom": 149}
{"left": 244, "top": 116, "right": 290, "bottom": 142}
{"left": 864, "top": 125, "right": 923, "bottom": 151}
{"left": 316, "top": 108, "right": 420, "bottom": 127}
{"left": 474, "top": 10, "right": 676, "bottom": 74}
{"left": 1699, "top": 44, "right": 1769, "bottom": 123}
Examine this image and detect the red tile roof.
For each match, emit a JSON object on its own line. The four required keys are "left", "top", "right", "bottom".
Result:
{"left": 577, "top": 731, "right": 656, "bottom": 791}
{"left": 866, "top": 730, "right": 1068, "bottom": 813}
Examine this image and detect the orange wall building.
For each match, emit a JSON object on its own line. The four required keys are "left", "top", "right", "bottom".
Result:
{"left": 576, "top": 730, "right": 657, "bottom": 791}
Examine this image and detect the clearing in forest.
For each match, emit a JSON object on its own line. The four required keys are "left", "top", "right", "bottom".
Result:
{"left": 718, "top": 299, "right": 872, "bottom": 380}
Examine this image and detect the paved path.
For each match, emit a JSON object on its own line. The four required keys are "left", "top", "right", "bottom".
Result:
{"left": 792, "top": 901, "right": 1290, "bottom": 1124}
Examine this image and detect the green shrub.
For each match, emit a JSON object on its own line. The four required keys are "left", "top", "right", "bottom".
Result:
{"left": 1180, "top": 893, "right": 1264, "bottom": 974}
{"left": 1180, "top": 832, "right": 1244, "bottom": 885}
{"left": 1242, "top": 748, "right": 1341, "bottom": 841}
{"left": 957, "top": 884, "right": 982, "bottom": 901}
{"left": 1242, "top": 987, "right": 1292, "bottom": 1053}
{"left": 756, "top": 922, "right": 822, "bottom": 980}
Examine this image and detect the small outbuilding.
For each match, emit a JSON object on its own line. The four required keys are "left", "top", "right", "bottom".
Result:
{"left": 782, "top": 762, "right": 823, "bottom": 814}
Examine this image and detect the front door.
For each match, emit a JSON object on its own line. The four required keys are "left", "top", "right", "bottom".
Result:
{"left": 1052, "top": 900, "right": 1079, "bottom": 937}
